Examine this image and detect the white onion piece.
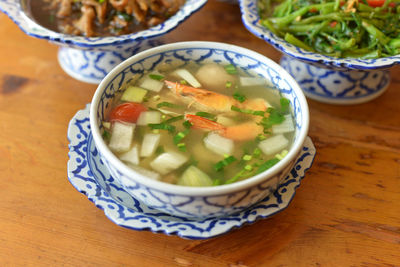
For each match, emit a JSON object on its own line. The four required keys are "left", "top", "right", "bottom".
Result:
{"left": 239, "top": 76, "right": 267, "bottom": 87}
{"left": 196, "top": 63, "right": 236, "bottom": 91}
{"left": 119, "top": 145, "right": 140, "bottom": 165}
{"left": 108, "top": 122, "right": 135, "bottom": 153}
{"left": 204, "top": 132, "right": 234, "bottom": 156}
{"left": 127, "top": 163, "right": 161, "bottom": 180}
{"left": 272, "top": 114, "right": 295, "bottom": 134}
{"left": 174, "top": 69, "right": 201, "bottom": 88}
{"left": 140, "top": 133, "right": 161, "bottom": 158}
{"left": 150, "top": 152, "right": 188, "bottom": 175}
{"left": 136, "top": 111, "right": 161, "bottom": 126}
{"left": 258, "top": 134, "right": 289, "bottom": 156}
{"left": 139, "top": 77, "right": 164, "bottom": 92}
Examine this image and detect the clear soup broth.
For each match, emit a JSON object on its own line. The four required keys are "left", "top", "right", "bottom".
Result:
{"left": 102, "top": 62, "right": 295, "bottom": 186}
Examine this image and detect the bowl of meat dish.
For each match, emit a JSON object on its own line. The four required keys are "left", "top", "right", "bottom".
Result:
{"left": 89, "top": 41, "right": 310, "bottom": 218}
{"left": 240, "top": 0, "right": 400, "bottom": 104}
{"left": 0, "top": 0, "right": 207, "bottom": 84}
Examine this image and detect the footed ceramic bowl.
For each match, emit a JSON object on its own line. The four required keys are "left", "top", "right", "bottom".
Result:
{"left": 239, "top": 0, "right": 400, "bottom": 105}
{"left": 90, "top": 41, "right": 310, "bottom": 219}
{"left": 0, "top": 0, "right": 206, "bottom": 84}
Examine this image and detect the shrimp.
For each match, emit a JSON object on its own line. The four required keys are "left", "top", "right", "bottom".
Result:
{"left": 164, "top": 80, "right": 268, "bottom": 113}
{"left": 164, "top": 80, "right": 269, "bottom": 141}
{"left": 185, "top": 114, "right": 264, "bottom": 141}
{"left": 165, "top": 80, "right": 238, "bottom": 113}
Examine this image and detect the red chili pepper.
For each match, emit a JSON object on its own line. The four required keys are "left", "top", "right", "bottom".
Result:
{"left": 330, "top": 21, "right": 338, "bottom": 28}
{"left": 109, "top": 102, "right": 147, "bottom": 123}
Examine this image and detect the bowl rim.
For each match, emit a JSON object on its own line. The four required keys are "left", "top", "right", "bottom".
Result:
{"left": 238, "top": 0, "right": 400, "bottom": 70}
{"left": 0, "top": 0, "right": 207, "bottom": 48}
{"left": 89, "top": 41, "right": 310, "bottom": 196}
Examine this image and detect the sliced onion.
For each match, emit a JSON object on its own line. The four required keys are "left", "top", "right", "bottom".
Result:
{"left": 108, "top": 122, "right": 135, "bottom": 153}
{"left": 258, "top": 134, "right": 289, "bottom": 156}
{"left": 150, "top": 152, "right": 188, "bottom": 175}
{"left": 140, "top": 133, "right": 161, "bottom": 158}
{"left": 204, "top": 132, "right": 234, "bottom": 156}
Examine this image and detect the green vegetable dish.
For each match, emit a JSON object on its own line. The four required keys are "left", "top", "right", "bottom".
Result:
{"left": 258, "top": 0, "right": 400, "bottom": 58}
{"left": 102, "top": 63, "right": 295, "bottom": 186}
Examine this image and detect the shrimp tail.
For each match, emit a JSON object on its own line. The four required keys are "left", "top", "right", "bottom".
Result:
{"left": 185, "top": 114, "right": 225, "bottom": 131}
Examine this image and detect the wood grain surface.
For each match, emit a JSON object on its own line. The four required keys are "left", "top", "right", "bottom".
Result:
{"left": 0, "top": 1, "right": 399, "bottom": 266}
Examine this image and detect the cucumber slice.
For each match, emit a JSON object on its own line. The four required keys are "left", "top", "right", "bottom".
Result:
{"left": 178, "top": 165, "right": 213, "bottom": 187}
{"left": 121, "top": 86, "right": 148, "bottom": 103}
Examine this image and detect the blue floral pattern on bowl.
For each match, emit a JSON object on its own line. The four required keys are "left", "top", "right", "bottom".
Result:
{"left": 92, "top": 43, "right": 308, "bottom": 218}
{"left": 68, "top": 104, "right": 316, "bottom": 239}
{"left": 239, "top": 0, "right": 400, "bottom": 104}
{"left": 0, "top": 0, "right": 207, "bottom": 84}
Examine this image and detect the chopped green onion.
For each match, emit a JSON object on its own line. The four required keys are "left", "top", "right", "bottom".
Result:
{"left": 102, "top": 130, "right": 111, "bottom": 142}
{"left": 155, "top": 146, "right": 164, "bottom": 155}
{"left": 195, "top": 111, "right": 216, "bottom": 121}
{"left": 149, "top": 74, "right": 164, "bottom": 81}
{"left": 242, "top": 154, "right": 252, "bottom": 161}
{"left": 259, "top": 108, "right": 286, "bottom": 130}
{"left": 256, "top": 134, "right": 267, "bottom": 141}
{"left": 213, "top": 179, "right": 223, "bottom": 186}
{"left": 244, "top": 165, "right": 253, "bottom": 171}
{"left": 148, "top": 123, "right": 176, "bottom": 133}
{"left": 177, "top": 143, "right": 187, "bottom": 152}
{"left": 224, "top": 64, "right": 237, "bottom": 75}
{"left": 214, "top": 156, "right": 237, "bottom": 172}
{"left": 225, "top": 81, "right": 233, "bottom": 88}
{"left": 280, "top": 97, "right": 290, "bottom": 113}
{"left": 256, "top": 158, "right": 280, "bottom": 174}
{"left": 173, "top": 129, "right": 190, "bottom": 144}
{"left": 275, "top": 149, "right": 288, "bottom": 160}
{"left": 233, "top": 92, "right": 247, "bottom": 103}
{"left": 156, "top": 102, "right": 184, "bottom": 109}
{"left": 180, "top": 80, "right": 187, "bottom": 85}
{"left": 253, "top": 148, "right": 262, "bottom": 158}
{"left": 231, "top": 106, "right": 265, "bottom": 116}
{"left": 165, "top": 115, "right": 184, "bottom": 124}
{"left": 183, "top": 120, "right": 193, "bottom": 129}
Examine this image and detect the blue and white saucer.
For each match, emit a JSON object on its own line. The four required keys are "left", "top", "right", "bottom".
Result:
{"left": 67, "top": 105, "right": 316, "bottom": 239}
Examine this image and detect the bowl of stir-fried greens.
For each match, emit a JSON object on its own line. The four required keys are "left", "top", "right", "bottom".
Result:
{"left": 0, "top": 0, "right": 207, "bottom": 84}
{"left": 240, "top": 0, "right": 400, "bottom": 104}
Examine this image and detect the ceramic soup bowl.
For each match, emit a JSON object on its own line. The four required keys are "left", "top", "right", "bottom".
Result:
{"left": 90, "top": 41, "right": 310, "bottom": 218}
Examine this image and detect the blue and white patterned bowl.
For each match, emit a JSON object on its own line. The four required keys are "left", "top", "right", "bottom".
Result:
{"left": 0, "top": 0, "right": 207, "bottom": 84}
{"left": 239, "top": 0, "right": 400, "bottom": 104}
{"left": 67, "top": 104, "right": 316, "bottom": 238}
{"left": 90, "top": 41, "right": 310, "bottom": 219}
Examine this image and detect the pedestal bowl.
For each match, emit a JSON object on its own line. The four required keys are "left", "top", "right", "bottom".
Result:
{"left": 239, "top": 0, "right": 400, "bottom": 104}
{"left": 0, "top": 0, "right": 207, "bottom": 84}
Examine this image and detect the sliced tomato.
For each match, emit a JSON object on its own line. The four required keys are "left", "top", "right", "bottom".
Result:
{"left": 366, "top": 0, "right": 396, "bottom": 7}
{"left": 109, "top": 102, "right": 147, "bottom": 123}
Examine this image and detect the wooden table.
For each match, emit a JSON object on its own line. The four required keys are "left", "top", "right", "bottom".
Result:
{"left": 1, "top": 1, "right": 399, "bottom": 266}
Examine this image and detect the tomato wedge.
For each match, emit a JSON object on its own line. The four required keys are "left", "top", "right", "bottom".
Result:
{"left": 367, "top": 0, "right": 396, "bottom": 7}
{"left": 109, "top": 102, "right": 147, "bottom": 123}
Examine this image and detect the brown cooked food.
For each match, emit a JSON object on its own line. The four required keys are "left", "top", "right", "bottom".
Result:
{"left": 28, "top": 0, "right": 186, "bottom": 37}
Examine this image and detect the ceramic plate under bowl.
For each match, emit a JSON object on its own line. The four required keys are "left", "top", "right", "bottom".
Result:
{"left": 67, "top": 105, "right": 316, "bottom": 239}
